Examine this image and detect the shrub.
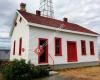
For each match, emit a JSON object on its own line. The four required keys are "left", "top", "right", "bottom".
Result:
{"left": 0, "top": 60, "right": 9, "bottom": 72}
{"left": 2, "top": 59, "right": 49, "bottom": 80}
{"left": 31, "top": 66, "right": 49, "bottom": 78}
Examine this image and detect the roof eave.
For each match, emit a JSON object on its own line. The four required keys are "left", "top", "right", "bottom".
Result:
{"left": 10, "top": 10, "right": 28, "bottom": 37}
{"left": 28, "top": 22, "right": 98, "bottom": 37}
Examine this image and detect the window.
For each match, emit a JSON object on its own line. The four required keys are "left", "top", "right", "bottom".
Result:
{"left": 90, "top": 41, "right": 94, "bottom": 55}
{"left": 55, "top": 37, "right": 62, "bottom": 56}
{"left": 13, "top": 40, "right": 16, "bottom": 55}
{"left": 19, "top": 38, "right": 22, "bottom": 55}
{"left": 81, "top": 40, "right": 86, "bottom": 55}
{"left": 14, "top": 22, "right": 17, "bottom": 26}
{"left": 19, "top": 17, "right": 22, "bottom": 22}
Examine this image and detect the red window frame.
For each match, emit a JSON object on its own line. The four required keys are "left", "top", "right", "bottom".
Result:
{"left": 13, "top": 40, "right": 16, "bottom": 55}
{"left": 81, "top": 40, "right": 86, "bottom": 55}
{"left": 55, "top": 37, "right": 62, "bottom": 56}
{"left": 90, "top": 41, "right": 95, "bottom": 55}
{"left": 19, "top": 38, "right": 22, "bottom": 56}
{"left": 38, "top": 38, "right": 48, "bottom": 64}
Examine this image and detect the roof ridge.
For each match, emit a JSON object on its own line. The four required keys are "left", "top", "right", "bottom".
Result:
{"left": 18, "top": 10, "right": 65, "bottom": 23}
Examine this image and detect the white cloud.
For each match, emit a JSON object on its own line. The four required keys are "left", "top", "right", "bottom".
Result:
{"left": 0, "top": 25, "right": 10, "bottom": 38}
{"left": 54, "top": 0, "right": 100, "bottom": 34}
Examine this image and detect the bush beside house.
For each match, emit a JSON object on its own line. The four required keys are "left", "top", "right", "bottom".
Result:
{"left": 1, "top": 59, "right": 49, "bottom": 80}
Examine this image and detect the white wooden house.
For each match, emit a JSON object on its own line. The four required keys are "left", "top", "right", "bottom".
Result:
{"left": 10, "top": 3, "right": 99, "bottom": 69}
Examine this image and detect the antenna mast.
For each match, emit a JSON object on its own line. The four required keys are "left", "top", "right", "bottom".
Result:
{"left": 40, "top": 0, "right": 54, "bottom": 18}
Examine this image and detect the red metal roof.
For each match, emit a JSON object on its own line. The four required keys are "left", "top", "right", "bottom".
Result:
{"left": 18, "top": 10, "right": 97, "bottom": 35}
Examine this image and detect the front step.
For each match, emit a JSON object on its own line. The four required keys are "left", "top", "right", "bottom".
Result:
{"left": 49, "top": 71, "right": 59, "bottom": 75}
{"left": 39, "top": 64, "right": 53, "bottom": 71}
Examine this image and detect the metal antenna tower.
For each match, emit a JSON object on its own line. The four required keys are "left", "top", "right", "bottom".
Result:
{"left": 40, "top": 0, "right": 54, "bottom": 18}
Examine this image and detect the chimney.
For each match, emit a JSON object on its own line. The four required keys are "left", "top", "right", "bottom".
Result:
{"left": 36, "top": 10, "right": 41, "bottom": 16}
{"left": 63, "top": 18, "right": 68, "bottom": 22}
{"left": 20, "top": 3, "right": 26, "bottom": 11}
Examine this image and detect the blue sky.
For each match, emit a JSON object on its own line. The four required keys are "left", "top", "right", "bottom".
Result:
{"left": 0, "top": 0, "right": 100, "bottom": 48}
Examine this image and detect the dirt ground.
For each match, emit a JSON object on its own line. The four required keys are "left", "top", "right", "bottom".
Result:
{"left": 59, "top": 66, "right": 100, "bottom": 80}
{"left": 1, "top": 66, "right": 100, "bottom": 80}
{"left": 0, "top": 73, "right": 3, "bottom": 80}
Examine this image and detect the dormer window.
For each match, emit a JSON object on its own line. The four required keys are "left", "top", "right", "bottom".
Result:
{"left": 19, "top": 17, "right": 22, "bottom": 22}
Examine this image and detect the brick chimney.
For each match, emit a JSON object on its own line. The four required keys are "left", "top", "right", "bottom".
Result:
{"left": 63, "top": 18, "right": 68, "bottom": 22}
{"left": 20, "top": 3, "right": 26, "bottom": 11}
{"left": 36, "top": 10, "right": 41, "bottom": 16}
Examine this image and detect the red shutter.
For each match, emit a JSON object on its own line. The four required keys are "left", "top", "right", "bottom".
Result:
{"left": 81, "top": 40, "right": 86, "bottom": 55}
{"left": 19, "top": 38, "right": 22, "bottom": 56}
{"left": 13, "top": 40, "right": 16, "bottom": 55}
{"left": 90, "top": 41, "right": 94, "bottom": 55}
{"left": 55, "top": 37, "right": 62, "bottom": 56}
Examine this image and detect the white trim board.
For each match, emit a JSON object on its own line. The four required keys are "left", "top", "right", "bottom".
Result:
{"left": 28, "top": 22, "right": 98, "bottom": 37}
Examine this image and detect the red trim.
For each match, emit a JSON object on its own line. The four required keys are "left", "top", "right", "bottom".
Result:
{"left": 13, "top": 40, "right": 16, "bottom": 55}
{"left": 38, "top": 38, "right": 48, "bottom": 64}
{"left": 19, "top": 38, "right": 22, "bottom": 56}
{"left": 81, "top": 40, "right": 86, "bottom": 55}
{"left": 67, "top": 41, "right": 78, "bottom": 62}
{"left": 90, "top": 41, "right": 95, "bottom": 55}
{"left": 55, "top": 37, "right": 62, "bottom": 56}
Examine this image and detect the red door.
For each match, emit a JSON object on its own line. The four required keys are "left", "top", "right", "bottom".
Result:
{"left": 38, "top": 38, "right": 48, "bottom": 64}
{"left": 67, "top": 41, "right": 78, "bottom": 62}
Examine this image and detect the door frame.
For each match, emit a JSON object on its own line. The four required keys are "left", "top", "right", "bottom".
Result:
{"left": 67, "top": 41, "right": 78, "bottom": 62}
{"left": 38, "top": 38, "right": 48, "bottom": 64}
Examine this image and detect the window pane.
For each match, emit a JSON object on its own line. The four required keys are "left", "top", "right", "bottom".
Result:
{"left": 81, "top": 40, "right": 86, "bottom": 55}
{"left": 55, "top": 38, "right": 62, "bottom": 56}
